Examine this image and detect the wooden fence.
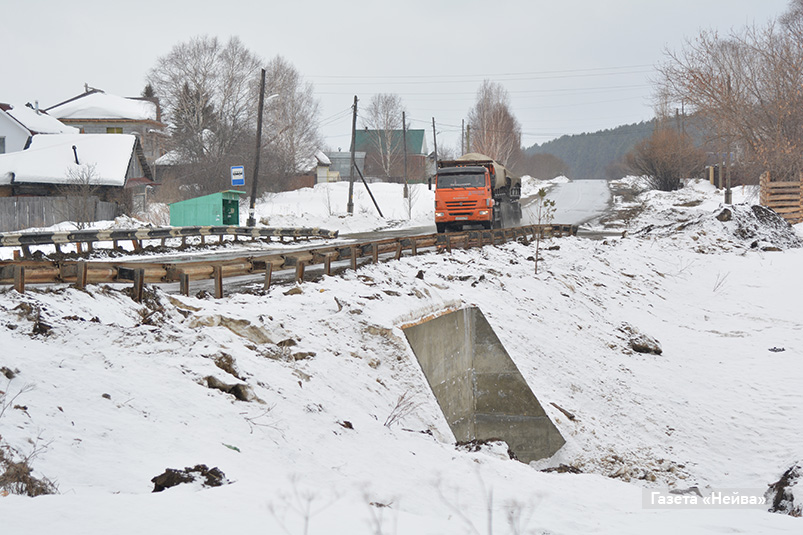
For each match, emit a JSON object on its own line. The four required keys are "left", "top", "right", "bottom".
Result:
{"left": 0, "top": 196, "right": 118, "bottom": 233}
{"left": 760, "top": 172, "right": 803, "bottom": 224}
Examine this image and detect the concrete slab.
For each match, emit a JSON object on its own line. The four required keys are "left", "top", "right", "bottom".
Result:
{"left": 403, "top": 307, "right": 564, "bottom": 463}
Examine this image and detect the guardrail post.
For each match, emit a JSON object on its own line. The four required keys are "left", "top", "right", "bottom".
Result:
{"left": 264, "top": 263, "right": 273, "bottom": 290}
{"left": 21, "top": 245, "right": 32, "bottom": 258}
{"left": 394, "top": 241, "right": 402, "bottom": 260}
{"left": 350, "top": 247, "right": 358, "bottom": 270}
{"left": 411, "top": 239, "right": 418, "bottom": 256}
{"left": 372, "top": 243, "right": 378, "bottom": 264}
{"left": 55, "top": 243, "right": 62, "bottom": 254}
{"left": 180, "top": 273, "right": 190, "bottom": 296}
{"left": 13, "top": 266, "right": 24, "bottom": 294}
{"left": 213, "top": 266, "right": 224, "bottom": 298}
{"left": 133, "top": 269, "right": 145, "bottom": 303}
{"left": 295, "top": 262, "right": 305, "bottom": 283}
{"left": 446, "top": 234, "right": 452, "bottom": 254}
{"left": 324, "top": 255, "right": 332, "bottom": 276}
{"left": 76, "top": 260, "right": 87, "bottom": 290}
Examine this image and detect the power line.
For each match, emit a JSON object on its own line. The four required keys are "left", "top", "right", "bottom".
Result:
{"left": 312, "top": 69, "right": 653, "bottom": 86}
{"left": 316, "top": 83, "right": 652, "bottom": 98}
{"left": 308, "top": 63, "right": 654, "bottom": 80}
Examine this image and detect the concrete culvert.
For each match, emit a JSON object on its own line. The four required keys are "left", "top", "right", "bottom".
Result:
{"left": 403, "top": 307, "right": 565, "bottom": 463}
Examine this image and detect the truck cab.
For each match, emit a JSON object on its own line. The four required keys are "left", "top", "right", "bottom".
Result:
{"left": 434, "top": 165, "right": 495, "bottom": 232}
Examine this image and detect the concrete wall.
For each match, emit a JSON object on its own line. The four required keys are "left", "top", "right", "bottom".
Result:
{"left": 403, "top": 307, "right": 564, "bottom": 463}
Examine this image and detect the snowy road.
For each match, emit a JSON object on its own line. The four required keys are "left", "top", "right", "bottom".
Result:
{"left": 541, "top": 179, "right": 611, "bottom": 226}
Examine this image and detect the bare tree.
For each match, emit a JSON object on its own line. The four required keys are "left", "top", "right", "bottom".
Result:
{"left": 467, "top": 81, "right": 522, "bottom": 165}
{"left": 626, "top": 127, "right": 705, "bottom": 191}
{"left": 58, "top": 163, "right": 100, "bottom": 229}
{"left": 260, "top": 55, "right": 323, "bottom": 187}
{"left": 529, "top": 188, "right": 556, "bottom": 275}
{"left": 361, "top": 94, "right": 408, "bottom": 178}
{"left": 657, "top": 4, "right": 803, "bottom": 180}
{"left": 146, "top": 35, "right": 263, "bottom": 192}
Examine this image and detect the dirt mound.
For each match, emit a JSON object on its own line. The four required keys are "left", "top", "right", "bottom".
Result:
{"left": 766, "top": 463, "right": 801, "bottom": 516}
{"left": 635, "top": 204, "right": 802, "bottom": 252}
{"left": 151, "top": 464, "right": 228, "bottom": 492}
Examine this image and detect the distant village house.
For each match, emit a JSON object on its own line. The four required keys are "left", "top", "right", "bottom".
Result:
{"left": 46, "top": 86, "right": 167, "bottom": 166}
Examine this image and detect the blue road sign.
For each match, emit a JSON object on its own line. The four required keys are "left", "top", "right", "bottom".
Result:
{"left": 231, "top": 165, "right": 245, "bottom": 186}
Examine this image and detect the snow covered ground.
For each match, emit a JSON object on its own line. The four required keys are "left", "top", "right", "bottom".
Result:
{"left": 1, "top": 178, "right": 801, "bottom": 533}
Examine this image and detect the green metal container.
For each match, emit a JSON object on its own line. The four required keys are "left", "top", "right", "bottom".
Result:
{"left": 169, "top": 190, "right": 245, "bottom": 226}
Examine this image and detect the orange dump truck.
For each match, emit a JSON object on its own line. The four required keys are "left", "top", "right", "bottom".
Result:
{"left": 433, "top": 153, "right": 521, "bottom": 233}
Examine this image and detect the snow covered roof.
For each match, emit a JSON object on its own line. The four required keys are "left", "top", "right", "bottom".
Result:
{"left": 315, "top": 150, "right": 331, "bottom": 166}
{"left": 5, "top": 103, "right": 77, "bottom": 134}
{"left": 0, "top": 134, "right": 138, "bottom": 187}
{"left": 47, "top": 91, "right": 159, "bottom": 122}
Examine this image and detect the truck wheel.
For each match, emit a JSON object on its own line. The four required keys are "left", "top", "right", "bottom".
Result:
{"left": 436, "top": 223, "right": 446, "bottom": 233}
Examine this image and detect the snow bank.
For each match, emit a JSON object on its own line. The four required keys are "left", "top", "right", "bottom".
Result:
{"left": 253, "top": 182, "right": 434, "bottom": 234}
{"left": 1, "top": 206, "right": 801, "bottom": 532}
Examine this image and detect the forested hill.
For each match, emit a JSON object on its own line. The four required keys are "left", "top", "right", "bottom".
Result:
{"left": 525, "top": 120, "right": 655, "bottom": 179}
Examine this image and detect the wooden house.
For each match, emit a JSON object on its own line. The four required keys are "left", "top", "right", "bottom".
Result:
{"left": 46, "top": 88, "right": 167, "bottom": 165}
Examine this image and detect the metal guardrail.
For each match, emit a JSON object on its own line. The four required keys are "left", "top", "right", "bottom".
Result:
{"left": 0, "top": 225, "right": 339, "bottom": 255}
{"left": 0, "top": 224, "right": 578, "bottom": 299}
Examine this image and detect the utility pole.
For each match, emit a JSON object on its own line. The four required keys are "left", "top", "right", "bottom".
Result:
{"left": 347, "top": 95, "right": 358, "bottom": 214}
{"left": 402, "top": 111, "right": 409, "bottom": 199}
{"left": 432, "top": 117, "right": 438, "bottom": 164}
{"left": 725, "top": 75, "right": 733, "bottom": 204}
{"left": 461, "top": 120, "right": 465, "bottom": 155}
{"left": 247, "top": 68, "right": 266, "bottom": 227}
{"left": 466, "top": 124, "right": 471, "bottom": 154}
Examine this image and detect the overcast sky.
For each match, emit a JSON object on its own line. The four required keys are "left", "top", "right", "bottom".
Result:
{"left": 3, "top": 0, "right": 790, "bottom": 153}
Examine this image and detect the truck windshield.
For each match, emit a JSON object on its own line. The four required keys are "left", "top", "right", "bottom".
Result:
{"left": 437, "top": 173, "right": 486, "bottom": 188}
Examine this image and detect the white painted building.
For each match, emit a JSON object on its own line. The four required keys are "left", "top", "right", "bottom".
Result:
{"left": 0, "top": 102, "right": 76, "bottom": 154}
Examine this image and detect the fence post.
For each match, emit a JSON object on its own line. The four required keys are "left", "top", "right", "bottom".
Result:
{"left": 213, "top": 266, "right": 224, "bottom": 299}
{"left": 180, "top": 273, "right": 190, "bottom": 297}
{"left": 13, "top": 266, "right": 24, "bottom": 294}
{"left": 76, "top": 260, "right": 87, "bottom": 290}
{"left": 132, "top": 269, "right": 145, "bottom": 303}
{"left": 263, "top": 263, "right": 273, "bottom": 291}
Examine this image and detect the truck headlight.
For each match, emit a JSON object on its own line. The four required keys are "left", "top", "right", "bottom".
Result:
{"left": 435, "top": 212, "right": 445, "bottom": 217}
{"left": 479, "top": 210, "right": 489, "bottom": 216}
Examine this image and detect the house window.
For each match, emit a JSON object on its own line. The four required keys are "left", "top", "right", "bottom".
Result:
{"left": 106, "top": 127, "right": 123, "bottom": 134}
{"left": 0, "top": 137, "right": 5, "bottom": 153}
